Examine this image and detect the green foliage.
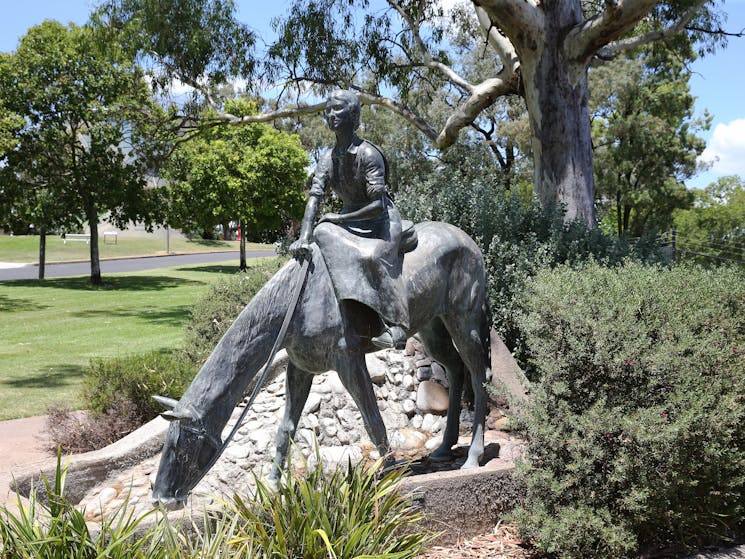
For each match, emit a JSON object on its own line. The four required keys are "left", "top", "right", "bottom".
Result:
{"left": 83, "top": 350, "right": 195, "bottom": 422}
{"left": 165, "top": 98, "right": 308, "bottom": 240}
{"left": 397, "top": 168, "right": 662, "bottom": 362}
{"left": 93, "top": 0, "right": 256, "bottom": 94}
{"left": 673, "top": 175, "right": 745, "bottom": 265}
{"left": 230, "top": 458, "right": 430, "bottom": 558}
{"left": 592, "top": 47, "right": 707, "bottom": 237}
{"left": 512, "top": 261, "right": 745, "bottom": 557}
{"left": 0, "top": 454, "right": 159, "bottom": 559}
{"left": 0, "top": 454, "right": 426, "bottom": 559}
{"left": 183, "top": 258, "right": 286, "bottom": 364}
{"left": 0, "top": 21, "right": 164, "bottom": 280}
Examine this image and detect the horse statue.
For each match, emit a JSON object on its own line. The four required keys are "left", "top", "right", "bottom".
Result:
{"left": 151, "top": 221, "right": 490, "bottom": 507}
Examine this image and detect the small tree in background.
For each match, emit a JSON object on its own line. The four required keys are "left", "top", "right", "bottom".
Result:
{"left": 0, "top": 21, "right": 163, "bottom": 284}
{"left": 165, "top": 98, "right": 307, "bottom": 270}
{"left": 673, "top": 175, "right": 745, "bottom": 263}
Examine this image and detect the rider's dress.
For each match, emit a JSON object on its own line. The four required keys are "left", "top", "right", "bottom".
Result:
{"left": 310, "top": 136, "right": 410, "bottom": 330}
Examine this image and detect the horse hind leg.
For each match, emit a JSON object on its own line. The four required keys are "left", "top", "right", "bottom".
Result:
{"left": 268, "top": 361, "right": 313, "bottom": 484}
{"left": 418, "top": 318, "right": 466, "bottom": 462}
{"left": 441, "top": 311, "right": 489, "bottom": 470}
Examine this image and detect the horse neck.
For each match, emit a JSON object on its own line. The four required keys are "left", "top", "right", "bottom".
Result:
{"left": 179, "top": 259, "right": 300, "bottom": 432}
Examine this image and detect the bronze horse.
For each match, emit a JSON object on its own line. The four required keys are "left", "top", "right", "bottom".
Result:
{"left": 151, "top": 222, "right": 490, "bottom": 506}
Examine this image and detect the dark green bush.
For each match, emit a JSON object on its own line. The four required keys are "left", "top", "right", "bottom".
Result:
{"left": 182, "top": 258, "right": 286, "bottom": 364}
{"left": 83, "top": 350, "right": 195, "bottom": 423}
{"left": 511, "top": 261, "right": 745, "bottom": 557}
{"left": 397, "top": 171, "right": 663, "bottom": 363}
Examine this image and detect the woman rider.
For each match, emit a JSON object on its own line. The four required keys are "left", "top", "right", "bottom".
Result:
{"left": 289, "top": 90, "right": 409, "bottom": 350}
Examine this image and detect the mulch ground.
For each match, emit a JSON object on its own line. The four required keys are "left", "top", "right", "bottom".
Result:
{"left": 420, "top": 524, "right": 535, "bottom": 559}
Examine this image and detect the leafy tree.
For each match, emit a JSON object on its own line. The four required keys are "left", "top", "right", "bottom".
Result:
{"left": 673, "top": 175, "right": 745, "bottom": 265}
{"left": 165, "top": 98, "right": 307, "bottom": 270}
{"left": 0, "top": 21, "right": 162, "bottom": 284}
{"left": 592, "top": 45, "right": 707, "bottom": 237}
{"left": 94, "top": 0, "right": 735, "bottom": 228}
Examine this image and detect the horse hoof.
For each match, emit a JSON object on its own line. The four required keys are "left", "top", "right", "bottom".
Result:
{"left": 428, "top": 446, "right": 455, "bottom": 463}
{"left": 460, "top": 459, "right": 480, "bottom": 470}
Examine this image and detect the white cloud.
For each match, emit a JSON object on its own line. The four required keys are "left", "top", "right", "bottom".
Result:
{"left": 700, "top": 118, "right": 745, "bottom": 176}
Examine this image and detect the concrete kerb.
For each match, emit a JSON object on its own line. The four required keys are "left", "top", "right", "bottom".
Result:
{"left": 10, "top": 416, "right": 168, "bottom": 505}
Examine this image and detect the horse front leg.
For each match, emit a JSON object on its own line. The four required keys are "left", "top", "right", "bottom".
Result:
{"left": 336, "top": 351, "right": 391, "bottom": 462}
{"left": 268, "top": 361, "right": 312, "bottom": 484}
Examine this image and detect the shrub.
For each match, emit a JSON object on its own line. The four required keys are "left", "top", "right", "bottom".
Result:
{"left": 46, "top": 397, "right": 141, "bottom": 454}
{"left": 82, "top": 350, "right": 195, "bottom": 423}
{"left": 182, "top": 258, "right": 286, "bottom": 364}
{"left": 397, "top": 171, "right": 663, "bottom": 364}
{"left": 1, "top": 455, "right": 427, "bottom": 559}
{"left": 230, "top": 458, "right": 430, "bottom": 558}
{"left": 511, "top": 261, "right": 745, "bottom": 557}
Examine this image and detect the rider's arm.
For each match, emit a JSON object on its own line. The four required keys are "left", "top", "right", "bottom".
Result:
{"left": 296, "top": 195, "right": 322, "bottom": 244}
{"left": 324, "top": 198, "right": 383, "bottom": 223}
{"left": 290, "top": 157, "right": 328, "bottom": 256}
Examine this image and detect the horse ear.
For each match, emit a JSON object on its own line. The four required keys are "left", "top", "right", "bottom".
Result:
{"left": 153, "top": 395, "right": 178, "bottom": 410}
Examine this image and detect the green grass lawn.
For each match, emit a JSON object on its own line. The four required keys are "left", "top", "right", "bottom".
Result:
{"left": 0, "top": 235, "right": 272, "bottom": 264}
{"left": 0, "top": 259, "right": 273, "bottom": 420}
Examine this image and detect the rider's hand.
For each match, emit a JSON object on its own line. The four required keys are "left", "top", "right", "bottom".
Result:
{"left": 289, "top": 238, "right": 312, "bottom": 259}
{"left": 318, "top": 212, "right": 342, "bottom": 224}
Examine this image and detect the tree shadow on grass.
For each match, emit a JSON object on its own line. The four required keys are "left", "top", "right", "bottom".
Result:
{"left": 72, "top": 305, "right": 192, "bottom": 327}
{"left": 1, "top": 275, "right": 205, "bottom": 292}
{"left": 1, "top": 363, "right": 85, "bottom": 389}
{"left": 176, "top": 264, "right": 242, "bottom": 274}
{"left": 0, "top": 293, "right": 50, "bottom": 312}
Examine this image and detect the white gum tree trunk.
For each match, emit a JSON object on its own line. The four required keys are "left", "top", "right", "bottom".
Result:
{"left": 520, "top": 2, "right": 596, "bottom": 225}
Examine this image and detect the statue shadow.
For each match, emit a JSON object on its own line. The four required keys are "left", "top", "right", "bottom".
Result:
{"left": 176, "top": 264, "right": 242, "bottom": 274}
{"left": 406, "top": 442, "right": 501, "bottom": 475}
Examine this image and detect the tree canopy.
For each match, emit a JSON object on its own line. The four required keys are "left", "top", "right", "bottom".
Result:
{"left": 0, "top": 20, "right": 162, "bottom": 282}
{"left": 165, "top": 98, "right": 308, "bottom": 266}
{"left": 93, "top": 0, "right": 738, "bottom": 227}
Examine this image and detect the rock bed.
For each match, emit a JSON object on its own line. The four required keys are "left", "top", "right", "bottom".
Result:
{"left": 79, "top": 342, "right": 522, "bottom": 523}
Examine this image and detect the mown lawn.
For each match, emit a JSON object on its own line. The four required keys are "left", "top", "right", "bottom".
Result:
{"left": 0, "top": 235, "right": 271, "bottom": 264}
{"left": 0, "top": 259, "right": 272, "bottom": 420}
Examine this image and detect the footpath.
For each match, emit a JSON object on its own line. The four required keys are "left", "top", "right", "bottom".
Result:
{"left": 0, "top": 415, "right": 52, "bottom": 504}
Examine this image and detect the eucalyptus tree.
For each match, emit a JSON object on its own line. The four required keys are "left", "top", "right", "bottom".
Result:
{"left": 96, "top": 0, "right": 735, "bottom": 227}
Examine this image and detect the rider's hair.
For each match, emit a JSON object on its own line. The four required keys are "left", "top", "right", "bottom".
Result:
{"left": 327, "top": 90, "right": 361, "bottom": 130}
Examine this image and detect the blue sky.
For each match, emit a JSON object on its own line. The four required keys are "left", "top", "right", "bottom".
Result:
{"left": 2, "top": 0, "right": 743, "bottom": 188}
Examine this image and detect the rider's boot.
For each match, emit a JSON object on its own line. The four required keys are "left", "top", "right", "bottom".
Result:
{"left": 371, "top": 324, "right": 407, "bottom": 350}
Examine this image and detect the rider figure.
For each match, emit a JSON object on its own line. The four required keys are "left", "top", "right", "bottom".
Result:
{"left": 289, "top": 90, "right": 409, "bottom": 350}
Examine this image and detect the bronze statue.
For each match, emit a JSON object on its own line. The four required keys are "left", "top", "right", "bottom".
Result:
{"left": 290, "top": 90, "right": 408, "bottom": 350}
{"left": 151, "top": 91, "right": 490, "bottom": 507}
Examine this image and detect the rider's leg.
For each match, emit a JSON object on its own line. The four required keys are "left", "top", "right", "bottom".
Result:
{"left": 371, "top": 319, "right": 407, "bottom": 350}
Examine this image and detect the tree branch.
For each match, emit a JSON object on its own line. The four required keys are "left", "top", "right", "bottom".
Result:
{"left": 595, "top": 2, "right": 708, "bottom": 59}
{"left": 387, "top": 0, "right": 474, "bottom": 93}
{"left": 436, "top": 76, "right": 517, "bottom": 149}
{"left": 474, "top": 5, "right": 519, "bottom": 73}
{"left": 565, "top": 0, "right": 707, "bottom": 63}
{"left": 471, "top": 0, "right": 544, "bottom": 51}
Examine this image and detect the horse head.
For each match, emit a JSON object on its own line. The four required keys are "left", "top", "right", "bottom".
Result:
{"left": 150, "top": 395, "right": 222, "bottom": 508}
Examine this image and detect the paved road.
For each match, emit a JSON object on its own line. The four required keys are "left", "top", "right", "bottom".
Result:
{"left": 0, "top": 250, "right": 274, "bottom": 281}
